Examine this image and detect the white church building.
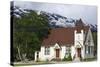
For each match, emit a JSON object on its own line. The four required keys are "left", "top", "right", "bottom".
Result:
{"left": 35, "top": 19, "right": 94, "bottom": 61}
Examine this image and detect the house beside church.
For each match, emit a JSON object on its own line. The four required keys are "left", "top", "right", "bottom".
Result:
{"left": 34, "top": 19, "right": 94, "bottom": 61}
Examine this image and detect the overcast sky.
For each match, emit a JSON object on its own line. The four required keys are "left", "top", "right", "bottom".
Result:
{"left": 14, "top": 1, "right": 97, "bottom": 25}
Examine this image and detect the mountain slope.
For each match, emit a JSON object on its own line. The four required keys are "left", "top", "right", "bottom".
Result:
{"left": 12, "top": 7, "right": 97, "bottom": 32}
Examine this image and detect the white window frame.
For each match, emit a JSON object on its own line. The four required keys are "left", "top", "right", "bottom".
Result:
{"left": 44, "top": 47, "right": 50, "bottom": 55}
{"left": 85, "top": 45, "right": 88, "bottom": 54}
{"left": 66, "top": 47, "right": 70, "bottom": 55}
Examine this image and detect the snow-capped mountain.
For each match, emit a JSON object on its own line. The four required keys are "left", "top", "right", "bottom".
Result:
{"left": 12, "top": 7, "right": 97, "bottom": 32}
{"left": 40, "top": 11, "right": 76, "bottom": 28}
{"left": 39, "top": 11, "right": 97, "bottom": 32}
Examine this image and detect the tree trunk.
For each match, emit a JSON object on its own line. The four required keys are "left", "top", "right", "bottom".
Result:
{"left": 22, "top": 53, "right": 28, "bottom": 62}
{"left": 17, "top": 46, "right": 22, "bottom": 61}
{"left": 25, "top": 40, "right": 28, "bottom": 59}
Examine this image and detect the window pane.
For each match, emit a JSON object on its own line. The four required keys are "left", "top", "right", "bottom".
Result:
{"left": 66, "top": 47, "right": 70, "bottom": 54}
{"left": 88, "top": 46, "right": 90, "bottom": 54}
{"left": 45, "top": 47, "right": 50, "bottom": 55}
{"left": 85, "top": 45, "right": 87, "bottom": 54}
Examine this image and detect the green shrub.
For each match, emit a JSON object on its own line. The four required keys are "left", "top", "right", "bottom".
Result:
{"left": 46, "top": 58, "right": 49, "bottom": 62}
{"left": 62, "top": 53, "right": 72, "bottom": 61}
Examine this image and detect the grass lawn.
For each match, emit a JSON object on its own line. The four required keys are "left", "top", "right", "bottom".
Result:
{"left": 12, "top": 58, "right": 97, "bottom": 66}
{"left": 13, "top": 61, "right": 72, "bottom": 66}
{"left": 13, "top": 61, "right": 54, "bottom": 66}
{"left": 81, "top": 57, "right": 97, "bottom": 62}
{"left": 13, "top": 64, "right": 36, "bottom": 67}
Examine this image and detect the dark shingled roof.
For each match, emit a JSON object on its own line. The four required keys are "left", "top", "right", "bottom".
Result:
{"left": 42, "top": 26, "right": 89, "bottom": 46}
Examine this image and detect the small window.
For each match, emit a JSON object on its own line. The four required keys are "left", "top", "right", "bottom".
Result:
{"left": 85, "top": 45, "right": 89, "bottom": 54}
{"left": 78, "top": 35, "right": 80, "bottom": 40}
{"left": 85, "top": 45, "right": 87, "bottom": 54}
{"left": 88, "top": 46, "right": 91, "bottom": 54}
{"left": 37, "top": 52, "right": 39, "bottom": 59}
{"left": 66, "top": 47, "right": 70, "bottom": 54}
{"left": 45, "top": 47, "right": 50, "bottom": 55}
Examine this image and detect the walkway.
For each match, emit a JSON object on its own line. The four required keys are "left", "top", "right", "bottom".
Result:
{"left": 73, "top": 57, "right": 80, "bottom": 62}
